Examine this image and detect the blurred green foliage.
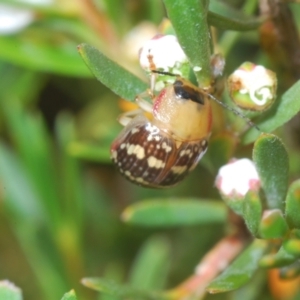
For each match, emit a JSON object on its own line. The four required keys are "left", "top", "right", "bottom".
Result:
{"left": 1, "top": 1, "right": 300, "bottom": 300}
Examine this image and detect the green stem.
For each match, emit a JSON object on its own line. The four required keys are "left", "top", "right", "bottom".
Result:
{"left": 219, "top": 0, "right": 258, "bottom": 56}
{"left": 163, "top": 0, "right": 212, "bottom": 87}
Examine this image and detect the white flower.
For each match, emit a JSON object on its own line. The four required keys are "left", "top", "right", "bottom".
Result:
{"left": 121, "top": 21, "right": 158, "bottom": 61}
{"left": 139, "top": 34, "right": 188, "bottom": 72}
{"left": 0, "top": 5, "right": 35, "bottom": 35}
{"left": 232, "top": 66, "right": 274, "bottom": 106}
{"left": 228, "top": 62, "right": 277, "bottom": 111}
{"left": 215, "top": 158, "right": 260, "bottom": 198}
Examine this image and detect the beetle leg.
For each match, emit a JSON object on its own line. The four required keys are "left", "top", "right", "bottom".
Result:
{"left": 135, "top": 93, "right": 153, "bottom": 113}
{"left": 117, "top": 109, "right": 143, "bottom": 126}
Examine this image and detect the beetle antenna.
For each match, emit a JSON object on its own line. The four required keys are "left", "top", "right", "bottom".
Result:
{"left": 204, "top": 92, "right": 261, "bottom": 131}
{"left": 151, "top": 70, "right": 178, "bottom": 77}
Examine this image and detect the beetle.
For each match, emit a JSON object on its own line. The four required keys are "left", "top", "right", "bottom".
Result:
{"left": 110, "top": 71, "right": 213, "bottom": 188}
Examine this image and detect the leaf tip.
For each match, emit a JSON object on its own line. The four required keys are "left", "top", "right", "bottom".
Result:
{"left": 77, "top": 43, "right": 87, "bottom": 55}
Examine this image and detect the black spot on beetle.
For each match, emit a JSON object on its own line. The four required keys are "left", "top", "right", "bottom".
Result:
{"left": 173, "top": 80, "right": 204, "bottom": 105}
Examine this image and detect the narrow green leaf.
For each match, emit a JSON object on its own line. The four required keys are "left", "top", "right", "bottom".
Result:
{"left": 78, "top": 44, "right": 147, "bottom": 101}
{"left": 260, "top": 246, "right": 296, "bottom": 268}
{"left": 0, "top": 281, "right": 22, "bottom": 300}
{"left": 208, "top": 12, "right": 263, "bottom": 31}
{"left": 208, "top": 1, "right": 263, "bottom": 31}
{"left": 252, "top": 133, "right": 289, "bottom": 210}
{"left": 243, "top": 191, "right": 262, "bottom": 236}
{"left": 285, "top": 179, "right": 300, "bottom": 229}
{"left": 61, "top": 290, "right": 77, "bottom": 300}
{"left": 0, "top": 99, "right": 61, "bottom": 227}
{"left": 0, "top": 36, "right": 90, "bottom": 77}
{"left": 81, "top": 278, "right": 168, "bottom": 300}
{"left": 55, "top": 113, "right": 85, "bottom": 230}
{"left": 129, "top": 236, "right": 171, "bottom": 290}
{"left": 0, "top": 68, "right": 46, "bottom": 105}
{"left": 231, "top": 270, "right": 266, "bottom": 300}
{"left": 207, "top": 239, "right": 268, "bottom": 293}
{"left": 122, "top": 199, "right": 227, "bottom": 227}
{"left": 258, "top": 209, "right": 289, "bottom": 239}
{"left": 243, "top": 80, "right": 300, "bottom": 144}
{"left": 163, "top": 0, "right": 212, "bottom": 86}
{"left": 0, "top": 142, "right": 45, "bottom": 222}
{"left": 68, "top": 141, "right": 111, "bottom": 163}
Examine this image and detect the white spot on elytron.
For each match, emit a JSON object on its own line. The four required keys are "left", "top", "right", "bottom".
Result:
{"left": 136, "top": 177, "right": 146, "bottom": 183}
{"left": 180, "top": 149, "right": 191, "bottom": 157}
{"left": 145, "top": 123, "right": 160, "bottom": 141}
{"left": 120, "top": 143, "right": 126, "bottom": 149}
{"left": 193, "top": 66, "right": 202, "bottom": 72}
{"left": 125, "top": 170, "right": 131, "bottom": 176}
{"left": 201, "top": 140, "right": 207, "bottom": 147}
{"left": 111, "top": 151, "right": 117, "bottom": 159}
{"left": 127, "top": 144, "right": 135, "bottom": 155}
{"left": 162, "top": 142, "right": 172, "bottom": 152}
{"left": 147, "top": 156, "right": 165, "bottom": 169}
{"left": 126, "top": 144, "right": 145, "bottom": 159}
{"left": 156, "top": 144, "right": 161, "bottom": 149}
{"left": 131, "top": 128, "right": 139, "bottom": 134}
{"left": 171, "top": 165, "right": 187, "bottom": 174}
{"left": 133, "top": 145, "right": 145, "bottom": 159}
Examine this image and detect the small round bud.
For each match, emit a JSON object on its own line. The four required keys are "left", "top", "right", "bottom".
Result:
{"left": 228, "top": 62, "right": 277, "bottom": 111}
{"left": 139, "top": 34, "right": 189, "bottom": 78}
{"left": 216, "top": 158, "right": 260, "bottom": 198}
{"left": 121, "top": 22, "right": 158, "bottom": 62}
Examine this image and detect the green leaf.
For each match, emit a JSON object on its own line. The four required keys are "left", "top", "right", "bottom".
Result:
{"left": 122, "top": 199, "right": 227, "bottom": 227}
{"left": 208, "top": 1, "right": 263, "bottom": 31}
{"left": 243, "top": 191, "right": 263, "bottom": 236}
{"left": 163, "top": 0, "right": 212, "bottom": 86}
{"left": 81, "top": 278, "right": 168, "bottom": 300}
{"left": 208, "top": 12, "right": 263, "bottom": 31}
{"left": 68, "top": 141, "right": 111, "bottom": 163}
{"left": 0, "top": 36, "right": 90, "bottom": 77}
{"left": 61, "top": 290, "right": 77, "bottom": 300}
{"left": 129, "top": 236, "right": 171, "bottom": 290}
{"left": 243, "top": 80, "right": 300, "bottom": 144}
{"left": 207, "top": 239, "right": 268, "bottom": 293}
{"left": 260, "top": 246, "right": 296, "bottom": 268}
{"left": 0, "top": 99, "right": 61, "bottom": 227}
{"left": 0, "top": 281, "right": 22, "bottom": 300}
{"left": 231, "top": 270, "right": 266, "bottom": 300}
{"left": 285, "top": 179, "right": 300, "bottom": 229}
{"left": 78, "top": 44, "right": 147, "bottom": 101}
{"left": 252, "top": 133, "right": 289, "bottom": 210}
{"left": 0, "top": 142, "right": 45, "bottom": 222}
{"left": 258, "top": 209, "right": 289, "bottom": 239}
{"left": 55, "top": 113, "right": 85, "bottom": 230}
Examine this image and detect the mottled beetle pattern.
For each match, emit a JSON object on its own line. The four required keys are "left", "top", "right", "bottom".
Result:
{"left": 110, "top": 75, "right": 212, "bottom": 188}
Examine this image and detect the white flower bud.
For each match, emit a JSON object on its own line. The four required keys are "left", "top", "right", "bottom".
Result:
{"left": 139, "top": 34, "right": 188, "bottom": 73}
{"left": 0, "top": 5, "right": 34, "bottom": 35}
{"left": 216, "top": 158, "right": 260, "bottom": 198}
{"left": 228, "top": 62, "right": 277, "bottom": 111}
